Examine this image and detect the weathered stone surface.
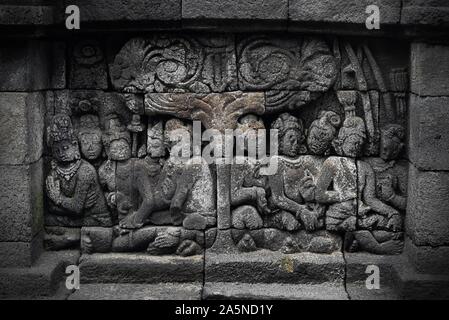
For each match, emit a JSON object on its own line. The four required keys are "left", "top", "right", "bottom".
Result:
{"left": 62, "top": 0, "right": 181, "bottom": 23}
{"left": 205, "top": 251, "right": 345, "bottom": 284}
{"left": 182, "top": 0, "right": 287, "bottom": 23}
{"left": 203, "top": 282, "right": 348, "bottom": 300}
{"left": 0, "top": 5, "right": 54, "bottom": 25}
{"left": 0, "top": 41, "right": 63, "bottom": 91}
{"left": 0, "top": 159, "right": 43, "bottom": 242}
{"left": 402, "top": 0, "right": 449, "bottom": 27}
{"left": 0, "top": 92, "right": 45, "bottom": 165}
{"left": 110, "top": 35, "right": 237, "bottom": 93}
{"left": 409, "top": 95, "right": 449, "bottom": 170}
{"left": 0, "top": 250, "right": 79, "bottom": 298}
{"left": 0, "top": 233, "right": 42, "bottom": 268}
{"left": 69, "top": 40, "right": 108, "bottom": 89}
{"left": 345, "top": 252, "right": 399, "bottom": 283}
{"left": 79, "top": 253, "right": 203, "bottom": 283}
{"left": 406, "top": 165, "right": 449, "bottom": 246}
{"left": 411, "top": 42, "right": 449, "bottom": 96}
{"left": 405, "top": 237, "right": 449, "bottom": 275}
{"left": 289, "top": 0, "right": 401, "bottom": 25}
{"left": 44, "top": 226, "right": 81, "bottom": 251}
{"left": 69, "top": 283, "right": 202, "bottom": 300}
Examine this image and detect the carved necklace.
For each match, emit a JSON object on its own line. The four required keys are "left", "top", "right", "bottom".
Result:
{"left": 55, "top": 160, "right": 81, "bottom": 181}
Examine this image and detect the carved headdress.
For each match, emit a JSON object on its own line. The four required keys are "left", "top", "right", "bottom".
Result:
{"left": 47, "top": 114, "right": 77, "bottom": 147}
{"left": 102, "top": 115, "right": 131, "bottom": 150}
{"left": 333, "top": 115, "right": 366, "bottom": 156}
{"left": 77, "top": 114, "right": 101, "bottom": 136}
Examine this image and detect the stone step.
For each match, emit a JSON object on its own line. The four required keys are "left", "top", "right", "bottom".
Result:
{"left": 0, "top": 250, "right": 79, "bottom": 299}
{"left": 205, "top": 250, "right": 345, "bottom": 284}
{"left": 68, "top": 283, "right": 202, "bottom": 300}
{"left": 203, "top": 282, "right": 348, "bottom": 300}
{"left": 79, "top": 253, "right": 203, "bottom": 283}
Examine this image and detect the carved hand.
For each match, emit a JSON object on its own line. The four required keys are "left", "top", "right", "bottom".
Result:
{"left": 176, "top": 240, "right": 201, "bottom": 257}
{"left": 46, "top": 175, "right": 61, "bottom": 204}
{"left": 387, "top": 214, "right": 402, "bottom": 232}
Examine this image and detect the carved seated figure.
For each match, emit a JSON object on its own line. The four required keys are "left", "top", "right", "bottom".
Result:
{"left": 315, "top": 116, "right": 403, "bottom": 254}
{"left": 45, "top": 114, "right": 111, "bottom": 227}
{"left": 264, "top": 113, "right": 322, "bottom": 232}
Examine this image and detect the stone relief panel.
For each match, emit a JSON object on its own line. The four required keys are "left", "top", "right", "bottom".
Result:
{"left": 43, "top": 33, "right": 409, "bottom": 257}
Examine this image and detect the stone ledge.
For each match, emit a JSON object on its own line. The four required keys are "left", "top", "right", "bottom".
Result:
{"left": 68, "top": 282, "right": 202, "bottom": 300}
{"left": 203, "top": 282, "right": 348, "bottom": 300}
{"left": 205, "top": 250, "right": 345, "bottom": 284}
{"left": 0, "top": 250, "right": 79, "bottom": 298}
{"left": 402, "top": 1, "right": 449, "bottom": 27}
{"left": 405, "top": 237, "right": 449, "bottom": 275}
{"left": 79, "top": 253, "right": 204, "bottom": 283}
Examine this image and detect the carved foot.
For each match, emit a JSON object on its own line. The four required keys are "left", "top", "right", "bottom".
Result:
{"left": 236, "top": 234, "right": 257, "bottom": 252}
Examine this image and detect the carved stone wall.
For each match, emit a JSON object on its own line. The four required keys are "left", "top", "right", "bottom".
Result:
{"left": 1, "top": 0, "right": 449, "bottom": 300}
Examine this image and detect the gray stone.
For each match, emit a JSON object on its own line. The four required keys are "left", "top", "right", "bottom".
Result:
{"left": 0, "top": 250, "right": 80, "bottom": 298}
{"left": 406, "top": 165, "right": 449, "bottom": 246}
{"left": 205, "top": 250, "right": 345, "bottom": 284}
{"left": 409, "top": 95, "right": 449, "bottom": 170}
{"left": 68, "top": 283, "right": 202, "bottom": 300}
{"left": 62, "top": 0, "right": 181, "bottom": 23}
{"left": 346, "top": 282, "right": 401, "bottom": 300}
{"left": 402, "top": 0, "right": 449, "bottom": 27}
{"left": 0, "top": 159, "right": 44, "bottom": 242}
{"left": 79, "top": 253, "right": 203, "bottom": 283}
{"left": 344, "top": 252, "right": 399, "bottom": 283}
{"left": 411, "top": 42, "right": 449, "bottom": 96}
{"left": 0, "top": 4, "right": 54, "bottom": 25}
{"left": 0, "top": 92, "right": 45, "bottom": 165}
{"left": 289, "top": 0, "right": 401, "bottom": 25}
{"left": 182, "top": 0, "right": 287, "bottom": 29}
{"left": 0, "top": 232, "right": 42, "bottom": 268}
{"left": 405, "top": 237, "right": 449, "bottom": 275}
{"left": 203, "top": 282, "right": 348, "bottom": 300}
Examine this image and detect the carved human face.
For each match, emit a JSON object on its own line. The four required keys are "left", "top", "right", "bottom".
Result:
{"left": 52, "top": 140, "right": 80, "bottom": 163}
{"left": 341, "top": 135, "right": 364, "bottom": 158}
{"left": 148, "top": 136, "right": 165, "bottom": 158}
{"left": 280, "top": 129, "right": 301, "bottom": 157}
{"left": 108, "top": 139, "right": 131, "bottom": 161}
{"left": 79, "top": 132, "right": 102, "bottom": 160}
{"left": 380, "top": 132, "right": 403, "bottom": 161}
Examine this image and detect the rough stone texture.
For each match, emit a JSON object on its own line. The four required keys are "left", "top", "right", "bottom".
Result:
{"left": 79, "top": 253, "right": 203, "bottom": 283}
{"left": 289, "top": 0, "right": 402, "bottom": 25}
{"left": 203, "top": 282, "right": 348, "bottom": 300}
{"left": 411, "top": 42, "right": 449, "bottom": 96}
{"left": 345, "top": 252, "right": 399, "bottom": 283}
{"left": 205, "top": 251, "right": 345, "bottom": 284}
{"left": 68, "top": 283, "right": 202, "bottom": 300}
{"left": 0, "top": 233, "right": 42, "bottom": 268}
{"left": 0, "top": 5, "right": 54, "bottom": 25}
{"left": 182, "top": 0, "right": 287, "bottom": 28}
{"left": 409, "top": 95, "right": 449, "bottom": 170}
{"left": 0, "top": 250, "right": 79, "bottom": 298}
{"left": 0, "top": 92, "right": 45, "bottom": 165}
{"left": 405, "top": 237, "right": 449, "bottom": 275}
{"left": 402, "top": 0, "right": 449, "bottom": 27}
{"left": 406, "top": 165, "right": 449, "bottom": 247}
{"left": 0, "top": 159, "right": 44, "bottom": 243}
{"left": 0, "top": 41, "right": 64, "bottom": 91}
{"left": 62, "top": 0, "right": 181, "bottom": 23}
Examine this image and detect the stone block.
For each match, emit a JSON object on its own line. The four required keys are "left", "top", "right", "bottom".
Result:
{"left": 406, "top": 165, "right": 449, "bottom": 246}
{"left": 0, "top": 159, "right": 44, "bottom": 242}
{"left": 0, "top": 92, "right": 45, "bottom": 165}
{"left": 402, "top": 0, "right": 449, "bottom": 27}
{"left": 411, "top": 42, "right": 449, "bottom": 96}
{"left": 0, "top": 233, "right": 42, "bottom": 268}
{"left": 289, "top": 0, "right": 401, "bottom": 25}
{"left": 0, "top": 41, "right": 63, "bottom": 91}
{"left": 205, "top": 250, "right": 345, "bottom": 284}
{"left": 69, "top": 283, "right": 202, "bottom": 300}
{"left": 409, "top": 95, "right": 449, "bottom": 170}
{"left": 79, "top": 253, "right": 203, "bottom": 283}
{"left": 0, "top": 5, "right": 54, "bottom": 25}
{"left": 182, "top": 0, "right": 287, "bottom": 23}
{"left": 63, "top": 0, "right": 181, "bottom": 22}
{"left": 405, "top": 237, "right": 449, "bottom": 275}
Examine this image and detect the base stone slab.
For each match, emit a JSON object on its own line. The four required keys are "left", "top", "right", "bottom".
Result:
{"left": 203, "top": 282, "right": 348, "bottom": 300}
{"left": 205, "top": 250, "right": 345, "bottom": 284}
{"left": 79, "top": 253, "right": 203, "bottom": 284}
{"left": 69, "top": 283, "right": 202, "bottom": 300}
